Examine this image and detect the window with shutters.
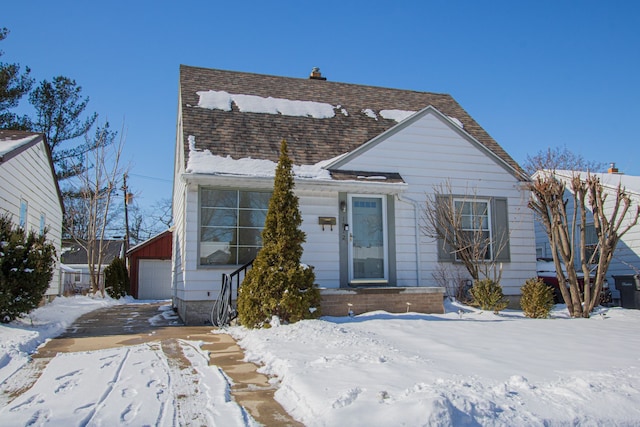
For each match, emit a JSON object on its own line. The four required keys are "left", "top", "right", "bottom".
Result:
{"left": 437, "top": 197, "right": 510, "bottom": 263}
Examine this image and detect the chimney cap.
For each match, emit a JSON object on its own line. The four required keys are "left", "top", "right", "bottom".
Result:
{"left": 608, "top": 162, "right": 619, "bottom": 174}
{"left": 309, "top": 67, "right": 326, "bottom": 81}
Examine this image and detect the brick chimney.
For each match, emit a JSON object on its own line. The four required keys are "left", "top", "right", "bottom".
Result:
{"left": 309, "top": 67, "right": 326, "bottom": 80}
{"left": 608, "top": 162, "right": 619, "bottom": 174}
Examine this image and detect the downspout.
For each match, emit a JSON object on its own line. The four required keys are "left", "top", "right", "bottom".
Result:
{"left": 396, "top": 194, "right": 423, "bottom": 286}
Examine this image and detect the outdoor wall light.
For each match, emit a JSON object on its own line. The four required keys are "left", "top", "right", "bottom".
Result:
{"left": 340, "top": 201, "right": 346, "bottom": 212}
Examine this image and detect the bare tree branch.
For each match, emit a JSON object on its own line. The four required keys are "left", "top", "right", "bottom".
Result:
{"left": 529, "top": 171, "right": 639, "bottom": 317}
{"left": 63, "top": 122, "right": 128, "bottom": 297}
{"left": 422, "top": 181, "right": 509, "bottom": 283}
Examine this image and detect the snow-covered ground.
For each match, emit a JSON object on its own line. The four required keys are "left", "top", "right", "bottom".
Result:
{"left": 0, "top": 296, "right": 254, "bottom": 426}
{"left": 229, "top": 303, "right": 640, "bottom": 426}
{"left": 1, "top": 296, "right": 640, "bottom": 426}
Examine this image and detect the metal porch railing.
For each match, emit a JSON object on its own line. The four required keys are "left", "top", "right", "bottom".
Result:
{"left": 211, "top": 259, "right": 254, "bottom": 326}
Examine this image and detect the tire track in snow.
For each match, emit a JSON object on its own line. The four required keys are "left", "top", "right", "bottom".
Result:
{"left": 162, "top": 338, "right": 214, "bottom": 426}
{"left": 78, "top": 347, "right": 131, "bottom": 426}
{"left": 145, "top": 341, "right": 174, "bottom": 426}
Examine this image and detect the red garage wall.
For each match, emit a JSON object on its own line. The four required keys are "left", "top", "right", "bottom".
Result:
{"left": 127, "top": 230, "right": 172, "bottom": 298}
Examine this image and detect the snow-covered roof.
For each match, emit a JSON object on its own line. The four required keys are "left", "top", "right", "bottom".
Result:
{"left": 536, "top": 169, "right": 640, "bottom": 197}
{"left": 197, "top": 90, "right": 337, "bottom": 119}
{"left": 61, "top": 240, "right": 125, "bottom": 265}
{"left": 178, "top": 66, "right": 525, "bottom": 179}
{"left": 559, "top": 169, "right": 640, "bottom": 196}
{"left": 59, "top": 263, "right": 81, "bottom": 273}
{"left": 187, "top": 135, "right": 332, "bottom": 180}
{"left": 0, "top": 131, "right": 41, "bottom": 160}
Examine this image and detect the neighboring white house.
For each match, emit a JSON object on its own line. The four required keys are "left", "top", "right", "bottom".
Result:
{"left": 0, "top": 130, "right": 63, "bottom": 298}
{"left": 60, "top": 239, "right": 125, "bottom": 294}
{"left": 172, "top": 65, "right": 537, "bottom": 324}
{"left": 533, "top": 167, "right": 640, "bottom": 305}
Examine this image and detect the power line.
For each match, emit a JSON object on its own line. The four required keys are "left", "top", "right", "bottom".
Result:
{"left": 129, "top": 173, "right": 172, "bottom": 183}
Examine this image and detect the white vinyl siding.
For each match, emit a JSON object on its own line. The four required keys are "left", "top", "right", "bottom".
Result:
{"left": 534, "top": 171, "right": 640, "bottom": 298}
{"left": 332, "top": 111, "right": 536, "bottom": 295}
{"left": 298, "top": 190, "right": 340, "bottom": 288}
{"left": 0, "top": 139, "right": 63, "bottom": 296}
{"left": 175, "top": 109, "right": 537, "bottom": 298}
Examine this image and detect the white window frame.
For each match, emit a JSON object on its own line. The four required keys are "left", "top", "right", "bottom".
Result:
{"left": 39, "top": 212, "right": 46, "bottom": 235}
{"left": 583, "top": 222, "right": 599, "bottom": 265}
{"left": 199, "top": 188, "right": 271, "bottom": 266}
{"left": 19, "top": 199, "right": 28, "bottom": 228}
{"left": 454, "top": 198, "right": 493, "bottom": 261}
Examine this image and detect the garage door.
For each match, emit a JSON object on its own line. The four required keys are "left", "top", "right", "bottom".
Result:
{"left": 138, "top": 259, "right": 172, "bottom": 300}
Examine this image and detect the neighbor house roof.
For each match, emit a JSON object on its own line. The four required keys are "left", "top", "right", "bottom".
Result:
{"left": 179, "top": 65, "right": 526, "bottom": 179}
{"left": 61, "top": 239, "right": 125, "bottom": 265}
{"left": 0, "top": 130, "right": 41, "bottom": 162}
{"left": 535, "top": 169, "right": 640, "bottom": 198}
{"left": 0, "top": 130, "right": 64, "bottom": 212}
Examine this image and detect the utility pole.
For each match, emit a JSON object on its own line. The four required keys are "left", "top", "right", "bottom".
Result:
{"left": 122, "top": 173, "right": 131, "bottom": 257}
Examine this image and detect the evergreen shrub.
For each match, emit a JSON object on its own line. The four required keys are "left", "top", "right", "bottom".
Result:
{"left": 104, "top": 256, "right": 129, "bottom": 299}
{"left": 237, "top": 140, "right": 321, "bottom": 328}
{"left": 469, "top": 278, "right": 509, "bottom": 314}
{"left": 520, "top": 277, "right": 555, "bottom": 318}
{"left": 0, "top": 215, "right": 56, "bottom": 322}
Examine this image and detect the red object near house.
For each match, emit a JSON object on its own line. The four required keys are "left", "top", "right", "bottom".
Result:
{"left": 127, "top": 230, "right": 172, "bottom": 299}
{"left": 536, "top": 258, "right": 611, "bottom": 305}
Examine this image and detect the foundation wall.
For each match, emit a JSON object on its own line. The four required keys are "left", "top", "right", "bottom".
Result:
{"left": 175, "top": 287, "right": 446, "bottom": 325}
{"left": 320, "top": 287, "right": 445, "bottom": 317}
{"left": 174, "top": 298, "right": 214, "bottom": 325}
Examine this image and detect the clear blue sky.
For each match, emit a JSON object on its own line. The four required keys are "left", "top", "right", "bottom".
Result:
{"left": 4, "top": 0, "right": 640, "bottom": 210}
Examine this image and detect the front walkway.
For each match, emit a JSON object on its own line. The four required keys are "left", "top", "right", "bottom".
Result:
{"left": 31, "top": 302, "right": 302, "bottom": 426}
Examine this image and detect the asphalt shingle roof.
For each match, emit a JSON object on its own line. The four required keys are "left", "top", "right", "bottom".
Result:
{"left": 61, "top": 240, "right": 124, "bottom": 265}
{"left": 0, "top": 130, "right": 41, "bottom": 162}
{"left": 179, "top": 65, "right": 525, "bottom": 178}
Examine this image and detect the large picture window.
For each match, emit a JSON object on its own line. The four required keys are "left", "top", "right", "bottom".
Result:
{"left": 200, "top": 188, "right": 271, "bottom": 265}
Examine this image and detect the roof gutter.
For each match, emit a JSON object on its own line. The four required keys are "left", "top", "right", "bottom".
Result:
{"left": 181, "top": 172, "right": 408, "bottom": 194}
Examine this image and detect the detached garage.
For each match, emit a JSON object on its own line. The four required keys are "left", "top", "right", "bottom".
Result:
{"left": 127, "top": 229, "right": 172, "bottom": 300}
